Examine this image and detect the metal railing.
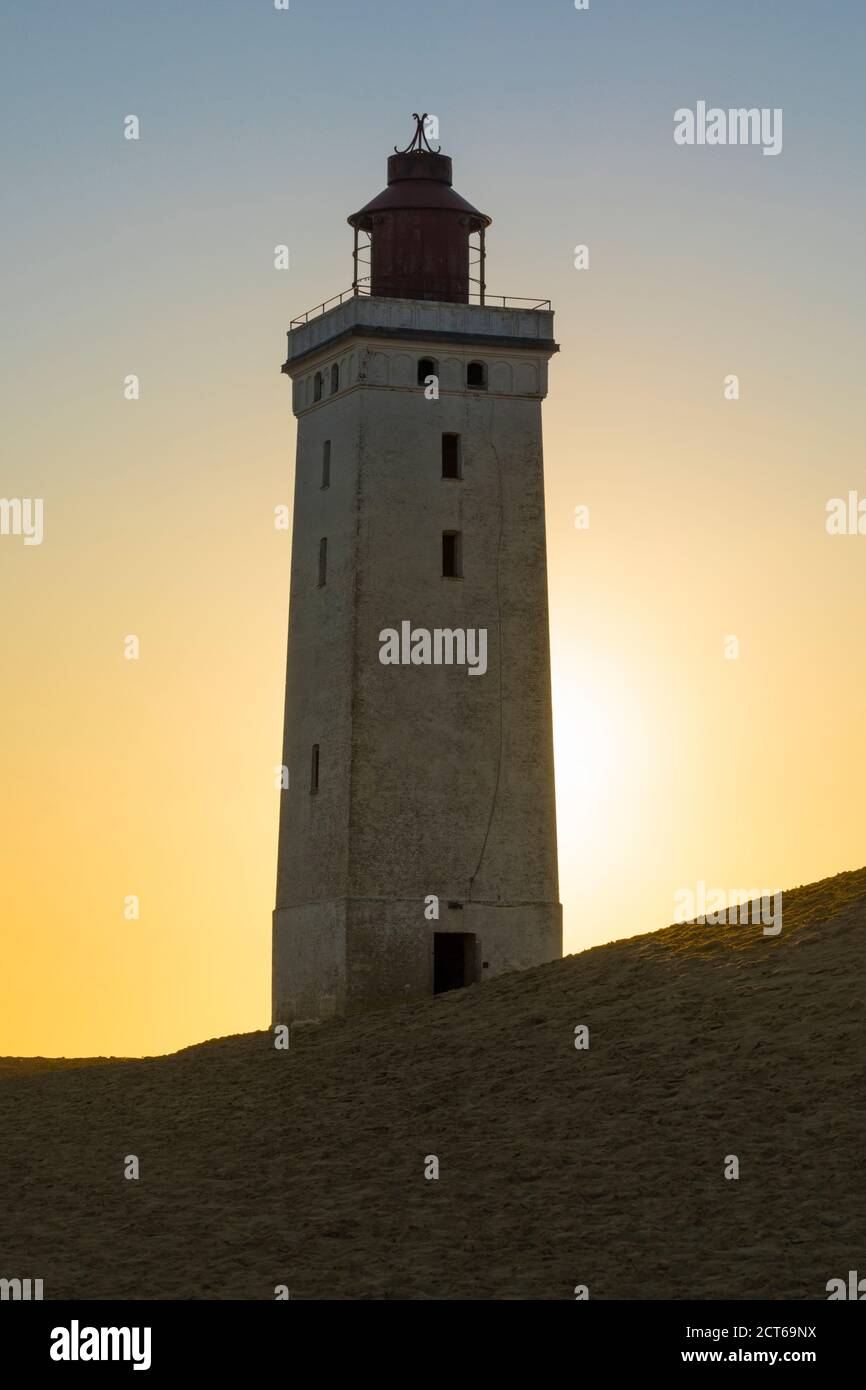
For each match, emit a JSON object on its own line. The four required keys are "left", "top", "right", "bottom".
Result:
{"left": 290, "top": 287, "right": 551, "bottom": 330}
{"left": 469, "top": 293, "right": 551, "bottom": 310}
{"left": 290, "top": 284, "right": 370, "bottom": 329}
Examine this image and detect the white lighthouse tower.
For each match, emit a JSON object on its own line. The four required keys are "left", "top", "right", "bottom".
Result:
{"left": 273, "top": 115, "right": 561, "bottom": 1024}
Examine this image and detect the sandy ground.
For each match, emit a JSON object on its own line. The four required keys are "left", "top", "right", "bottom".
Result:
{"left": 1, "top": 867, "right": 864, "bottom": 1300}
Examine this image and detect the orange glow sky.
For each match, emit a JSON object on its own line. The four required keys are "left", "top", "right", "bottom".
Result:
{"left": 2, "top": 0, "right": 864, "bottom": 1056}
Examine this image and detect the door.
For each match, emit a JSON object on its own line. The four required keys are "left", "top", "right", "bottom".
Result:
{"left": 433, "top": 932, "right": 476, "bottom": 994}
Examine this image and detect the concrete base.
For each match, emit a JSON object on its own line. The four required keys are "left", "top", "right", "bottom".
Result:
{"left": 272, "top": 898, "right": 562, "bottom": 1025}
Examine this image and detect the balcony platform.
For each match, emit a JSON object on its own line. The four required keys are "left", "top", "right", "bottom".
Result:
{"left": 283, "top": 292, "right": 557, "bottom": 371}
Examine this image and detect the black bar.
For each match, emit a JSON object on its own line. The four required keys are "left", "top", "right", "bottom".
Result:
{"left": 2, "top": 1300, "right": 860, "bottom": 1376}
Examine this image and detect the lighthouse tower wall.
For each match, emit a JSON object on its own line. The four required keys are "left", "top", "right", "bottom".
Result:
{"left": 273, "top": 297, "right": 561, "bottom": 1025}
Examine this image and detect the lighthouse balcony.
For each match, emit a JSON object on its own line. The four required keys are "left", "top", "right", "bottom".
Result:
{"left": 283, "top": 290, "right": 556, "bottom": 371}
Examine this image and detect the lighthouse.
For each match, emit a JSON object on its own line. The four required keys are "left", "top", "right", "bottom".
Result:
{"left": 273, "top": 115, "right": 561, "bottom": 1025}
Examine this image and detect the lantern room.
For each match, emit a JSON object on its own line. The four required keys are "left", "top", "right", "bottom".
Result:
{"left": 348, "top": 113, "right": 491, "bottom": 305}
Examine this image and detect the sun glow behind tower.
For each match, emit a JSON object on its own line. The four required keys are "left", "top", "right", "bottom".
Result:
{"left": 2, "top": 1, "right": 864, "bottom": 1057}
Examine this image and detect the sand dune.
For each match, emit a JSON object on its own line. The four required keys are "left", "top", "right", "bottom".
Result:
{"left": 2, "top": 867, "right": 864, "bottom": 1300}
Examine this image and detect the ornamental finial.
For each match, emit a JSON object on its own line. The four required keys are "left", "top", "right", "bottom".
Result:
{"left": 394, "top": 112, "right": 440, "bottom": 155}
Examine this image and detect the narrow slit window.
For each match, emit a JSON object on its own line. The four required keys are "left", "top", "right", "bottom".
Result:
{"left": 466, "top": 360, "right": 487, "bottom": 391}
{"left": 313, "top": 371, "right": 323, "bottom": 402}
{"left": 318, "top": 536, "right": 327, "bottom": 587}
{"left": 442, "top": 530, "right": 462, "bottom": 578}
{"left": 321, "top": 440, "right": 331, "bottom": 488}
{"left": 441, "top": 433, "right": 461, "bottom": 479}
{"left": 310, "top": 743, "right": 319, "bottom": 793}
{"left": 330, "top": 363, "right": 340, "bottom": 394}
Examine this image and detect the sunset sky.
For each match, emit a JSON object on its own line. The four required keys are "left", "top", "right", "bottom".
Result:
{"left": 2, "top": 0, "right": 864, "bottom": 1057}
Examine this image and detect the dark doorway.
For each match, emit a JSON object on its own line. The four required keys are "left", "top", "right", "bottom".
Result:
{"left": 434, "top": 932, "right": 475, "bottom": 994}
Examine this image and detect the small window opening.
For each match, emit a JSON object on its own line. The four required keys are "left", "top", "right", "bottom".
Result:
{"left": 442, "top": 530, "right": 462, "bottom": 579}
{"left": 310, "top": 744, "right": 319, "bottom": 793}
{"left": 313, "top": 371, "right": 323, "bottom": 402}
{"left": 441, "top": 433, "right": 461, "bottom": 480}
{"left": 318, "top": 536, "right": 327, "bottom": 587}
{"left": 330, "top": 363, "right": 340, "bottom": 394}
{"left": 418, "top": 356, "right": 438, "bottom": 386}
{"left": 467, "top": 361, "right": 487, "bottom": 390}
{"left": 321, "top": 440, "right": 331, "bottom": 488}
